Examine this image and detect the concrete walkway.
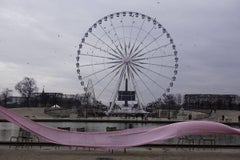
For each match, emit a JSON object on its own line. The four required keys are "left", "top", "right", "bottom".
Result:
{"left": 0, "top": 146, "right": 239, "bottom": 160}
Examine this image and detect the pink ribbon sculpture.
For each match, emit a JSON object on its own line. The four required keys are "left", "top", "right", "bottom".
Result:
{"left": 0, "top": 106, "right": 240, "bottom": 149}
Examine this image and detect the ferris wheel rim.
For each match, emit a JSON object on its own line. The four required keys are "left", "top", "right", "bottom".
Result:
{"left": 76, "top": 11, "right": 179, "bottom": 108}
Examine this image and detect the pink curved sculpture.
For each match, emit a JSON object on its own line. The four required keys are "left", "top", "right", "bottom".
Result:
{"left": 0, "top": 106, "right": 240, "bottom": 149}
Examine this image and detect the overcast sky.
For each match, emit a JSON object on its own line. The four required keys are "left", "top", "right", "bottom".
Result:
{"left": 0, "top": 0, "right": 240, "bottom": 97}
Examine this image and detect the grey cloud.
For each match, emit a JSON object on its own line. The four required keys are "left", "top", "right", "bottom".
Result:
{"left": 0, "top": 0, "right": 239, "bottom": 97}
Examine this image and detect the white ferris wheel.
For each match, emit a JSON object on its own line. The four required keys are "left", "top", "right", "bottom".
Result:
{"left": 76, "top": 11, "right": 178, "bottom": 114}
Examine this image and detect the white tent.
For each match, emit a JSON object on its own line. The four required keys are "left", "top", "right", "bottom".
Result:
{"left": 50, "top": 104, "right": 61, "bottom": 109}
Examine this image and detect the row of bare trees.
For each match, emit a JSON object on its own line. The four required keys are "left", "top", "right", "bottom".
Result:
{"left": 0, "top": 77, "right": 97, "bottom": 109}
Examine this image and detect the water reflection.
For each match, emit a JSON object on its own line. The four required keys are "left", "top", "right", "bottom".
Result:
{"left": 42, "top": 121, "right": 162, "bottom": 132}
{"left": 0, "top": 122, "right": 154, "bottom": 141}
{"left": 0, "top": 122, "right": 239, "bottom": 145}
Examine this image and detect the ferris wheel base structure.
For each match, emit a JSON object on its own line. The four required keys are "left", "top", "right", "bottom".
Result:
{"left": 106, "top": 106, "right": 148, "bottom": 115}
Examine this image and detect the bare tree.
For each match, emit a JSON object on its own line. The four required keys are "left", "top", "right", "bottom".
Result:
{"left": 0, "top": 88, "right": 12, "bottom": 105}
{"left": 162, "top": 94, "right": 177, "bottom": 108}
{"left": 15, "top": 77, "right": 38, "bottom": 107}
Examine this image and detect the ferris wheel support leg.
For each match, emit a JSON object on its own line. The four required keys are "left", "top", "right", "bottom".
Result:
{"left": 129, "top": 70, "right": 145, "bottom": 112}
{"left": 138, "top": 102, "right": 144, "bottom": 111}
{"left": 107, "top": 66, "right": 126, "bottom": 114}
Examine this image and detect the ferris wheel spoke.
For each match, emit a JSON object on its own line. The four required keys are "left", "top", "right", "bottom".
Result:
{"left": 134, "top": 66, "right": 165, "bottom": 91}
{"left": 83, "top": 63, "right": 119, "bottom": 80}
{"left": 90, "top": 32, "right": 123, "bottom": 58}
{"left": 94, "top": 63, "right": 123, "bottom": 86}
{"left": 108, "top": 65, "right": 127, "bottom": 111}
{"left": 136, "top": 32, "right": 165, "bottom": 55}
{"left": 126, "top": 65, "right": 131, "bottom": 79}
{"left": 132, "top": 54, "right": 175, "bottom": 62}
{"left": 128, "top": 68, "right": 146, "bottom": 107}
{"left": 129, "top": 42, "right": 135, "bottom": 56}
{"left": 129, "top": 19, "right": 146, "bottom": 57}
{"left": 131, "top": 80, "right": 146, "bottom": 106}
{"left": 96, "top": 65, "right": 123, "bottom": 99}
{"left": 133, "top": 62, "right": 172, "bottom": 81}
{"left": 128, "top": 15, "right": 135, "bottom": 50}
{"left": 135, "top": 61, "right": 175, "bottom": 69}
{"left": 132, "top": 42, "right": 171, "bottom": 59}
{"left": 80, "top": 53, "right": 118, "bottom": 60}
{"left": 83, "top": 42, "right": 122, "bottom": 59}
{"left": 121, "top": 15, "right": 127, "bottom": 52}
{"left": 131, "top": 26, "right": 155, "bottom": 57}
{"left": 109, "top": 18, "right": 124, "bottom": 55}
{"left": 98, "top": 24, "right": 124, "bottom": 57}
{"left": 129, "top": 65, "right": 156, "bottom": 100}
{"left": 80, "top": 61, "right": 122, "bottom": 68}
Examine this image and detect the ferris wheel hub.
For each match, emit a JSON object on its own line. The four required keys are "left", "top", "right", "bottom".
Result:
{"left": 123, "top": 56, "right": 131, "bottom": 64}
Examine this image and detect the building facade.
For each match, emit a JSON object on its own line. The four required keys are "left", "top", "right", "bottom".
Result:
{"left": 184, "top": 94, "right": 239, "bottom": 110}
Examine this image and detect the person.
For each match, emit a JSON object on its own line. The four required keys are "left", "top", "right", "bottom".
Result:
{"left": 222, "top": 115, "right": 225, "bottom": 121}
{"left": 188, "top": 113, "right": 192, "bottom": 120}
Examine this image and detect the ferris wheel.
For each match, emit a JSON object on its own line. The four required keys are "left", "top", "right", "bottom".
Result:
{"left": 76, "top": 11, "right": 178, "bottom": 114}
